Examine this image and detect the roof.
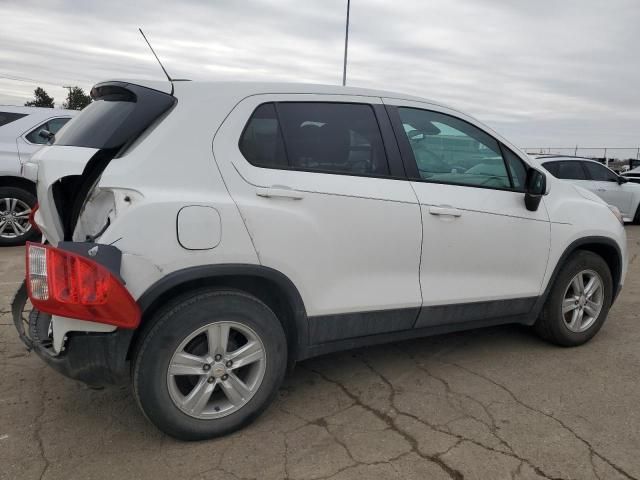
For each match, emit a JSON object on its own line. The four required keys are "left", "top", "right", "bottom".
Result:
{"left": 101, "top": 78, "right": 453, "bottom": 108}
{"left": 0, "top": 105, "right": 73, "bottom": 115}
{"left": 533, "top": 155, "right": 602, "bottom": 163}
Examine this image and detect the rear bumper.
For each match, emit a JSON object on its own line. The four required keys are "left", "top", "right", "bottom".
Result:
{"left": 12, "top": 281, "right": 133, "bottom": 387}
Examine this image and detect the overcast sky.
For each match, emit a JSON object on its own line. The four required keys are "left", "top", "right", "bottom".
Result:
{"left": 1, "top": 0, "right": 638, "bottom": 150}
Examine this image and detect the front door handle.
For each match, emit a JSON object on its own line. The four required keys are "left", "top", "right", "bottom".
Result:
{"left": 596, "top": 188, "right": 606, "bottom": 192}
{"left": 255, "top": 186, "right": 304, "bottom": 200}
{"left": 429, "top": 205, "right": 462, "bottom": 217}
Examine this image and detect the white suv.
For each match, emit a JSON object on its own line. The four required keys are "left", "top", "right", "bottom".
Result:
{"left": 12, "top": 80, "right": 627, "bottom": 440}
{"left": 0, "top": 106, "right": 75, "bottom": 245}
{"left": 538, "top": 155, "right": 640, "bottom": 223}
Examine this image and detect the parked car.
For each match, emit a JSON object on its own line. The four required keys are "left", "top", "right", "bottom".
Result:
{"left": 0, "top": 106, "right": 75, "bottom": 245}
{"left": 537, "top": 155, "right": 640, "bottom": 223}
{"left": 13, "top": 80, "right": 627, "bottom": 440}
{"left": 621, "top": 165, "right": 640, "bottom": 184}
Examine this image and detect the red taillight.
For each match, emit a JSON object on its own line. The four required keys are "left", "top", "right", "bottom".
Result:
{"left": 28, "top": 203, "right": 40, "bottom": 232}
{"left": 25, "top": 242, "right": 140, "bottom": 329}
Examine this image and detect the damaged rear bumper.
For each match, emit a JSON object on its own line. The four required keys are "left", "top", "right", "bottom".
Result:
{"left": 12, "top": 281, "right": 133, "bottom": 387}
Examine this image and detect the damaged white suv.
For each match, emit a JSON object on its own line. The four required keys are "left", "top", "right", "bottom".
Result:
{"left": 13, "top": 80, "right": 627, "bottom": 440}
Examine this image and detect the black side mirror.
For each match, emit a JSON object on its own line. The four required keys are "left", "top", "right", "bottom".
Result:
{"left": 618, "top": 176, "right": 628, "bottom": 185}
{"left": 38, "top": 129, "right": 54, "bottom": 141}
{"left": 525, "top": 168, "right": 546, "bottom": 211}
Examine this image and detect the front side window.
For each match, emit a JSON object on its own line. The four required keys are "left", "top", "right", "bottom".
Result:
{"left": 583, "top": 162, "right": 618, "bottom": 182}
{"left": 397, "top": 107, "right": 511, "bottom": 189}
{"left": 25, "top": 117, "right": 71, "bottom": 144}
{"left": 239, "top": 102, "right": 390, "bottom": 177}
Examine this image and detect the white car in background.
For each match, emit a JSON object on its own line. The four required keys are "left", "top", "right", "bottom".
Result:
{"left": 537, "top": 155, "right": 640, "bottom": 223}
{"left": 621, "top": 165, "right": 640, "bottom": 184}
{"left": 0, "top": 106, "right": 75, "bottom": 245}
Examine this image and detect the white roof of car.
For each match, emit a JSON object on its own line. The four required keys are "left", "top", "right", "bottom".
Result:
{"left": 104, "top": 78, "right": 452, "bottom": 108}
{"left": 534, "top": 155, "right": 601, "bottom": 164}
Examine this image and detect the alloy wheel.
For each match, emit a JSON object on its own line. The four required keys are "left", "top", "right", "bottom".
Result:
{"left": 561, "top": 269, "right": 604, "bottom": 333}
{"left": 0, "top": 198, "right": 32, "bottom": 240}
{"left": 166, "top": 321, "right": 266, "bottom": 419}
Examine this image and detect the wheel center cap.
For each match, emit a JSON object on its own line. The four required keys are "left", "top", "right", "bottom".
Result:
{"left": 211, "top": 363, "right": 226, "bottom": 378}
{"left": 579, "top": 296, "right": 586, "bottom": 307}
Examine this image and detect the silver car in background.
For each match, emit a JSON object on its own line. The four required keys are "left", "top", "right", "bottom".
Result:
{"left": 0, "top": 106, "right": 75, "bottom": 245}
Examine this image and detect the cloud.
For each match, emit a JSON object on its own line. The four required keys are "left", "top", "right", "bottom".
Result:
{"left": 1, "top": 0, "right": 638, "bottom": 148}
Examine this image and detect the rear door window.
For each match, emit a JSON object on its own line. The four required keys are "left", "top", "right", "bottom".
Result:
{"left": 239, "top": 102, "right": 390, "bottom": 177}
{"left": 544, "top": 161, "right": 587, "bottom": 180}
{"left": 25, "top": 117, "right": 71, "bottom": 144}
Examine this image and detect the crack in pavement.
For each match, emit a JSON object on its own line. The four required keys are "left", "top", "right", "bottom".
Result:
{"left": 33, "top": 366, "right": 51, "bottom": 480}
{"left": 446, "top": 361, "right": 637, "bottom": 480}
{"left": 357, "top": 353, "right": 565, "bottom": 480}
{"left": 304, "top": 365, "right": 465, "bottom": 480}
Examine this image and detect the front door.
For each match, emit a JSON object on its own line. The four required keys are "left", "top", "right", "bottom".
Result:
{"left": 385, "top": 100, "right": 551, "bottom": 328}
{"left": 213, "top": 95, "right": 423, "bottom": 344}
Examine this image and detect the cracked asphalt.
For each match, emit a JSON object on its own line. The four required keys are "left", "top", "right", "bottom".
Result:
{"left": 1, "top": 228, "right": 640, "bottom": 480}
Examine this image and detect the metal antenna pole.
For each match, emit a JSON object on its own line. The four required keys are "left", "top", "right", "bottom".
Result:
{"left": 342, "top": 0, "right": 350, "bottom": 86}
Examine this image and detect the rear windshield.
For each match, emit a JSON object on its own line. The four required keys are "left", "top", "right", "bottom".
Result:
{"left": 54, "top": 82, "right": 175, "bottom": 150}
{"left": 0, "top": 112, "right": 28, "bottom": 127}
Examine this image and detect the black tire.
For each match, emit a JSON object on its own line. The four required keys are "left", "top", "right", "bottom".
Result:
{"left": 534, "top": 250, "right": 613, "bottom": 347}
{"left": 0, "top": 186, "right": 40, "bottom": 247}
{"left": 633, "top": 205, "right": 640, "bottom": 225}
{"left": 132, "top": 289, "right": 287, "bottom": 440}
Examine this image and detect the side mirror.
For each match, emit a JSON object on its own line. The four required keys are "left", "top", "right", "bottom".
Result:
{"left": 38, "top": 129, "right": 54, "bottom": 141}
{"left": 617, "top": 176, "right": 628, "bottom": 185}
{"left": 524, "top": 168, "right": 546, "bottom": 211}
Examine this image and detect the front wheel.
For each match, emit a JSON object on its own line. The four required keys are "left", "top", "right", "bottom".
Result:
{"left": 535, "top": 251, "right": 613, "bottom": 346}
{"left": 133, "top": 289, "right": 287, "bottom": 440}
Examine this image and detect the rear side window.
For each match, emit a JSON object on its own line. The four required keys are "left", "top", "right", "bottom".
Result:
{"left": 25, "top": 117, "right": 70, "bottom": 144}
{"left": 544, "top": 161, "right": 586, "bottom": 180}
{"left": 542, "top": 162, "right": 559, "bottom": 176}
{"left": 239, "top": 102, "right": 390, "bottom": 177}
{"left": 239, "top": 103, "right": 287, "bottom": 168}
{"left": 0, "top": 112, "right": 27, "bottom": 127}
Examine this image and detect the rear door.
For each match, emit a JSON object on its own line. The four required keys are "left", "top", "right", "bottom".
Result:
{"left": 213, "top": 95, "right": 423, "bottom": 344}
{"left": 385, "top": 100, "right": 550, "bottom": 328}
{"left": 582, "top": 161, "right": 633, "bottom": 216}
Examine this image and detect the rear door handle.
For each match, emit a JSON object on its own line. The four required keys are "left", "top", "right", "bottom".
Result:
{"left": 596, "top": 188, "right": 606, "bottom": 192}
{"left": 429, "top": 205, "right": 462, "bottom": 217}
{"left": 255, "top": 186, "right": 304, "bottom": 200}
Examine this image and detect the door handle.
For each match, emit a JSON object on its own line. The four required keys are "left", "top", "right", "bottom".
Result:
{"left": 255, "top": 186, "right": 304, "bottom": 200}
{"left": 596, "top": 188, "right": 606, "bottom": 192}
{"left": 429, "top": 205, "right": 462, "bottom": 217}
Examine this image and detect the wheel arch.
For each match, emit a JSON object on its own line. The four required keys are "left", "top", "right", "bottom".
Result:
{"left": 544, "top": 236, "right": 622, "bottom": 305}
{"left": 132, "top": 264, "right": 309, "bottom": 363}
{"left": 0, "top": 176, "right": 37, "bottom": 196}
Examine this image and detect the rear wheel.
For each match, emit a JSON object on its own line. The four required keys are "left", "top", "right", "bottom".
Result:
{"left": 0, "top": 187, "right": 39, "bottom": 246}
{"left": 133, "top": 289, "right": 287, "bottom": 440}
{"left": 535, "top": 251, "right": 613, "bottom": 346}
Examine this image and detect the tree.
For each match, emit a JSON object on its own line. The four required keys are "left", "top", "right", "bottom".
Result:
{"left": 24, "top": 87, "right": 55, "bottom": 108}
{"left": 62, "top": 86, "right": 92, "bottom": 110}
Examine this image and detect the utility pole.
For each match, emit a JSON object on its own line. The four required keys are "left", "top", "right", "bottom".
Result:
{"left": 342, "top": 0, "right": 350, "bottom": 86}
